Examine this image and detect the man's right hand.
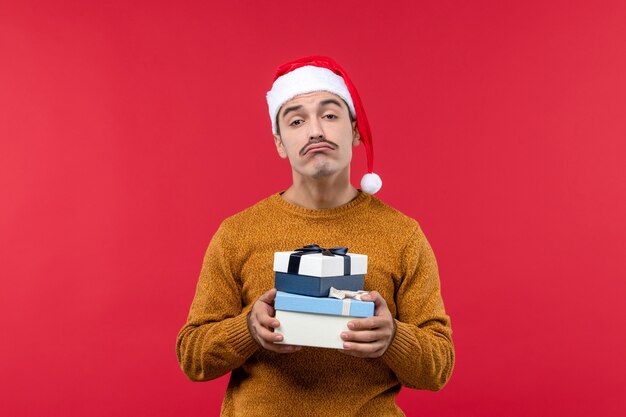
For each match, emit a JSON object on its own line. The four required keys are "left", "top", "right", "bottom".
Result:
{"left": 247, "top": 288, "right": 302, "bottom": 353}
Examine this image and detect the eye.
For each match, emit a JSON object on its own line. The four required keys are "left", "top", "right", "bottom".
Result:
{"left": 323, "top": 114, "right": 337, "bottom": 120}
{"left": 289, "top": 119, "right": 303, "bottom": 126}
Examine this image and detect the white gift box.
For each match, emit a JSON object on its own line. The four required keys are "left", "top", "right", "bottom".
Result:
{"left": 274, "top": 291, "right": 374, "bottom": 349}
{"left": 273, "top": 251, "right": 367, "bottom": 277}
{"left": 275, "top": 310, "right": 354, "bottom": 349}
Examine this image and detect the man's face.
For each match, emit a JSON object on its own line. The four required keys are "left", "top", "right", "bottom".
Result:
{"left": 273, "top": 91, "right": 360, "bottom": 180}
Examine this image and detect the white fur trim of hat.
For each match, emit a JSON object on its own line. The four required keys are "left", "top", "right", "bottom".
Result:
{"left": 266, "top": 66, "right": 356, "bottom": 134}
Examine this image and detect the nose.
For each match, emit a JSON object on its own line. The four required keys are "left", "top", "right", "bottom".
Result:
{"left": 307, "top": 117, "right": 325, "bottom": 142}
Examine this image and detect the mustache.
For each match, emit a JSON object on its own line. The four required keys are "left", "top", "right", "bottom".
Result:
{"left": 299, "top": 138, "right": 339, "bottom": 156}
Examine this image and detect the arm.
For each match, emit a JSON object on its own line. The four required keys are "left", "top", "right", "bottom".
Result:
{"left": 340, "top": 224, "right": 455, "bottom": 391}
{"left": 176, "top": 222, "right": 301, "bottom": 382}
{"left": 176, "top": 222, "right": 258, "bottom": 381}
{"left": 382, "top": 224, "right": 454, "bottom": 390}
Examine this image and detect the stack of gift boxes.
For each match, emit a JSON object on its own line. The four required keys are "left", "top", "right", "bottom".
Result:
{"left": 272, "top": 245, "right": 374, "bottom": 349}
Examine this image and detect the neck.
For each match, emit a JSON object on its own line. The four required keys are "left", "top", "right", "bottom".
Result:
{"left": 281, "top": 170, "right": 359, "bottom": 209}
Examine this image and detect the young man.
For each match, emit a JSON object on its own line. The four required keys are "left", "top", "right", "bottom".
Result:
{"left": 176, "top": 56, "right": 454, "bottom": 416}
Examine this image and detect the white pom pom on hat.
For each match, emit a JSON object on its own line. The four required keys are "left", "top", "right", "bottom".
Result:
{"left": 267, "top": 55, "right": 382, "bottom": 194}
{"left": 360, "top": 173, "right": 382, "bottom": 195}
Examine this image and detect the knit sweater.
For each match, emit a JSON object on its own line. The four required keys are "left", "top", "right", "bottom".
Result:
{"left": 176, "top": 191, "right": 454, "bottom": 416}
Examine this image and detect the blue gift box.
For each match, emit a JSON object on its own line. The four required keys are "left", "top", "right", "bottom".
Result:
{"left": 274, "top": 272, "right": 365, "bottom": 297}
{"left": 274, "top": 291, "right": 374, "bottom": 317}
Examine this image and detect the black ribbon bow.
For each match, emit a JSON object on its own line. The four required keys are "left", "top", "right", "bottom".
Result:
{"left": 288, "top": 244, "right": 351, "bottom": 275}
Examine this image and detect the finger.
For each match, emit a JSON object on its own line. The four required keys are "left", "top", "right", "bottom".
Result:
{"left": 256, "top": 312, "right": 280, "bottom": 329}
{"left": 256, "top": 301, "right": 276, "bottom": 319}
{"left": 250, "top": 323, "right": 300, "bottom": 352}
{"left": 347, "top": 316, "right": 382, "bottom": 331}
{"left": 259, "top": 288, "right": 277, "bottom": 304}
{"left": 252, "top": 292, "right": 276, "bottom": 321}
{"left": 360, "top": 290, "right": 377, "bottom": 302}
{"left": 340, "top": 330, "right": 380, "bottom": 343}
{"left": 254, "top": 324, "right": 284, "bottom": 343}
{"left": 342, "top": 339, "right": 385, "bottom": 354}
{"left": 361, "top": 291, "right": 388, "bottom": 310}
{"left": 249, "top": 304, "right": 275, "bottom": 323}
{"left": 343, "top": 340, "right": 385, "bottom": 353}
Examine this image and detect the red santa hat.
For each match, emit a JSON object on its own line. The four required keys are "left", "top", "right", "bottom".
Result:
{"left": 266, "top": 56, "right": 382, "bottom": 195}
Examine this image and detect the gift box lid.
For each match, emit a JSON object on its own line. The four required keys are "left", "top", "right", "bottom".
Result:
{"left": 275, "top": 291, "right": 374, "bottom": 318}
{"left": 273, "top": 251, "right": 367, "bottom": 277}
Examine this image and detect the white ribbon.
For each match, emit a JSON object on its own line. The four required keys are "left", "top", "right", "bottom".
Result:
{"left": 329, "top": 287, "right": 369, "bottom": 301}
{"left": 341, "top": 298, "right": 351, "bottom": 316}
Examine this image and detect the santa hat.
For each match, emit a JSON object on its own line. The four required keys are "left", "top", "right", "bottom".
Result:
{"left": 266, "top": 56, "right": 382, "bottom": 195}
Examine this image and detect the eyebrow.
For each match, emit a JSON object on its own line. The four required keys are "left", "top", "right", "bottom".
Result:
{"left": 280, "top": 98, "right": 345, "bottom": 119}
{"left": 319, "top": 98, "right": 344, "bottom": 109}
{"left": 281, "top": 104, "right": 303, "bottom": 119}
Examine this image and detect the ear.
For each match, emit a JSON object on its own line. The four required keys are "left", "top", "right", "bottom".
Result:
{"left": 273, "top": 133, "right": 288, "bottom": 159}
{"left": 352, "top": 120, "right": 361, "bottom": 146}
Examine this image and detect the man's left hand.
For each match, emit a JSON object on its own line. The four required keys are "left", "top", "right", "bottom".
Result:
{"left": 339, "top": 291, "right": 396, "bottom": 358}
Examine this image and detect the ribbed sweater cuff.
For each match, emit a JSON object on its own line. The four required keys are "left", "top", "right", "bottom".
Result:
{"left": 381, "top": 320, "right": 422, "bottom": 369}
{"left": 224, "top": 311, "right": 259, "bottom": 360}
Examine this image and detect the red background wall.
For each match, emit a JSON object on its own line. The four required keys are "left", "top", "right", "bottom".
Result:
{"left": 1, "top": 1, "right": 625, "bottom": 416}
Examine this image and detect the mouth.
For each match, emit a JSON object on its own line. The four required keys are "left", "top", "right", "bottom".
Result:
{"left": 303, "top": 143, "right": 336, "bottom": 155}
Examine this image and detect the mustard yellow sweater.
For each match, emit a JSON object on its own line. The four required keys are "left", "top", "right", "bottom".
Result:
{"left": 176, "top": 191, "right": 454, "bottom": 416}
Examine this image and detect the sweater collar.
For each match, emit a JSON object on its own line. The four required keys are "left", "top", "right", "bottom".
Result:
{"left": 270, "top": 190, "right": 370, "bottom": 218}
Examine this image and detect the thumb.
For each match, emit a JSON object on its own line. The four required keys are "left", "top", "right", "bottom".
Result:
{"left": 259, "top": 288, "right": 277, "bottom": 305}
{"left": 362, "top": 291, "right": 386, "bottom": 308}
